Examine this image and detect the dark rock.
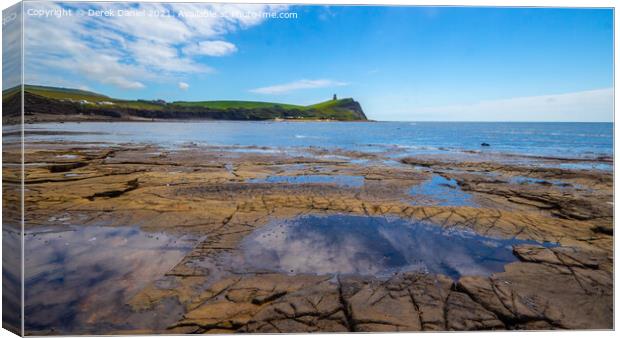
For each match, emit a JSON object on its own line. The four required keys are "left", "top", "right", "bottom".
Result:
{"left": 48, "top": 162, "right": 88, "bottom": 173}
{"left": 592, "top": 225, "right": 613, "bottom": 236}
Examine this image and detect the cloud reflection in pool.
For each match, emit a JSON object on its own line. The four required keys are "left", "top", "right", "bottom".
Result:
{"left": 240, "top": 214, "right": 551, "bottom": 280}
{"left": 24, "top": 225, "right": 197, "bottom": 334}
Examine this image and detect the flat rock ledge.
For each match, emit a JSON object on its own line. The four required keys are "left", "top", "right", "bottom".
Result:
{"left": 126, "top": 243, "right": 611, "bottom": 333}
{"left": 6, "top": 143, "right": 612, "bottom": 333}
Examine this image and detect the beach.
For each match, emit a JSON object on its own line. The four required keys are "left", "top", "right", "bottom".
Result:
{"left": 3, "top": 121, "right": 613, "bottom": 334}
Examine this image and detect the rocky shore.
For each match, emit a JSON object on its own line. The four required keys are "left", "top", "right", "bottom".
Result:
{"left": 4, "top": 140, "right": 612, "bottom": 334}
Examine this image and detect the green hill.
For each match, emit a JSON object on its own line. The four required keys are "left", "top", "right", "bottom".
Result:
{"left": 2, "top": 85, "right": 367, "bottom": 123}
{"left": 24, "top": 85, "right": 110, "bottom": 101}
{"left": 172, "top": 100, "right": 303, "bottom": 110}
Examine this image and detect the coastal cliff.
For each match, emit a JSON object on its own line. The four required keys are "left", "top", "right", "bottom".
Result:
{"left": 2, "top": 85, "right": 368, "bottom": 124}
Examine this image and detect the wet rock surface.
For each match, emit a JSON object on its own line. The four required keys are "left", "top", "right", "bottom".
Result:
{"left": 5, "top": 141, "right": 612, "bottom": 333}
{"left": 400, "top": 157, "right": 613, "bottom": 225}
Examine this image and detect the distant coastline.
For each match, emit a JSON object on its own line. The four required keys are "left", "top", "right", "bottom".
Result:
{"left": 2, "top": 85, "right": 368, "bottom": 124}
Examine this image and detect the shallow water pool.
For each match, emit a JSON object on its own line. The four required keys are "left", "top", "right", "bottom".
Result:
{"left": 409, "top": 175, "right": 474, "bottom": 206}
{"left": 24, "top": 225, "right": 198, "bottom": 334}
{"left": 239, "top": 214, "right": 554, "bottom": 279}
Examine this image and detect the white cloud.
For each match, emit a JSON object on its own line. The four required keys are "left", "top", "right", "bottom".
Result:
{"left": 23, "top": 2, "right": 288, "bottom": 90}
{"left": 103, "top": 77, "right": 145, "bottom": 90}
{"left": 183, "top": 41, "right": 238, "bottom": 57}
{"left": 178, "top": 82, "right": 190, "bottom": 91}
{"left": 250, "top": 79, "right": 349, "bottom": 95}
{"left": 410, "top": 88, "right": 614, "bottom": 122}
{"left": 128, "top": 39, "right": 211, "bottom": 74}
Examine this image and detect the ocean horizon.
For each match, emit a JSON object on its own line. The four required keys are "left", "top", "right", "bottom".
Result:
{"left": 16, "top": 121, "right": 613, "bottom": 163}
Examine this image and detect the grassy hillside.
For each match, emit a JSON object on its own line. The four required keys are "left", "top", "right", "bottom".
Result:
{"left": 21, "top": 85, "right": 165, "bottom": 111}
{"left": 172, "top": 100, "right": 304, "bottom": 110}
{"left": 2, "top": 85, "right": 367, "bottom": 123}
{"left": 25, "top": 85, "right": 110, "bottom": 101}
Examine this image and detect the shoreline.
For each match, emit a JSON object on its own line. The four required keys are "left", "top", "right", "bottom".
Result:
{"left": 10, "top": 118, "right": 612, "bottom": 124}
{"left": 4, "top": 116, "right": 374, "bottom": 125}
{"left": 4, "top": 133, "right": 613, "bottom": 169}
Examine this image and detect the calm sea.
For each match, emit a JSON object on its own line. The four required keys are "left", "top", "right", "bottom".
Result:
{"left": 16, "top": 121, "right": 613, "bottom": 160}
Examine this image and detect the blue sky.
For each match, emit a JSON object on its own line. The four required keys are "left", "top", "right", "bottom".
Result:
{"left": 21, "top": 3, "right": 613, "bottom": 121}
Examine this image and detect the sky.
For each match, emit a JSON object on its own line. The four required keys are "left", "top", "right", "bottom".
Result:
{"left": 13, "top": 2, "right": 614, "bottom": 121}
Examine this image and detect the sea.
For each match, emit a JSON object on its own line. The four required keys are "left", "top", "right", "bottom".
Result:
{"left": 15, "top": 121, "right": 612, "bottom": 160}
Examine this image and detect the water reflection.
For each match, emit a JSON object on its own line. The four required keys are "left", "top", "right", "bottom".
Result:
{"left": 24, "top": 225, "right": 197, "bottom": 334}
{"left": 409, "top": 175, "right": 474, "bottom": 206}
{"left": 2, "top": 228, "right": 22, "bottom": 334}
{"left": 240, "top": 214, "right": 552, "bottom": 279}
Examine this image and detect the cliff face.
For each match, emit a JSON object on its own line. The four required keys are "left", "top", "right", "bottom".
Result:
{"left": 335, "top": 98, "right": 367, "bottom": 120}
{"left": 2, "top": 86, "right": 368, "bottom": 123}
